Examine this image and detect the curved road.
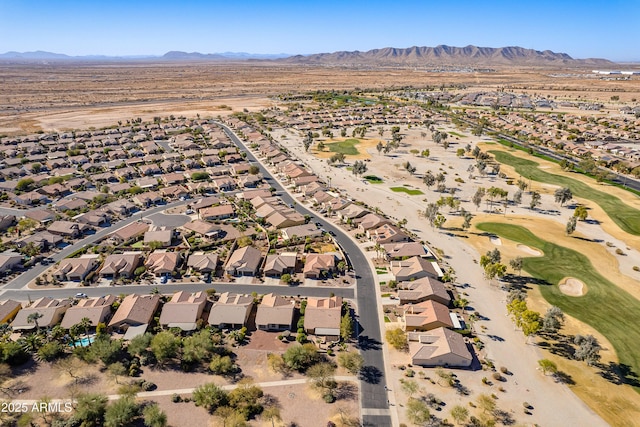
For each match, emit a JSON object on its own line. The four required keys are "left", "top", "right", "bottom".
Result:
{"left": 218, "top": 123, "right": 392, "bottom": 426}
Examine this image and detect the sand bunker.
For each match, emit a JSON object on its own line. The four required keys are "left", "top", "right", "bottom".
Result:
{"left": 517, "top": 244, "right": 542, "bottom": 256}
{"left": 559, "top": 277, "right": 586, "bottom": 296}
{"left": 490, "top": 236, "right": 502, "bottom": 245}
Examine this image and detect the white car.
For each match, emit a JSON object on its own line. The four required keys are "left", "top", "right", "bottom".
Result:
{"left": 75, "top": 292, "right": 88, "bottom": 298}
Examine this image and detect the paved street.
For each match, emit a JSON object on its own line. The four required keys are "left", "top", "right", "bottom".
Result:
{"left": 218, "top": 123, "right": 392, "bottom": 426}
{"left": 0, "top": 282, "right": 355, "bottom": 302}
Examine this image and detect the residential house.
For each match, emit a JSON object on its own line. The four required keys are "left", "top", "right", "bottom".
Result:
{"left": 391, "top": 256, "right": 441, "bottom": 281}
{"left": 159, "top": 291, "right": 207, "bottom": 331}
{"left": 199, "top": 205, "right": 235, "bottom": 221}
{"left": 212, "top": 177, "right": 235, "bottom": 192}
{"left": 408, "top": 327, "right": 473, "bottom": 368}
{"left": 224, "top": 246, "right": 262, "bottom": 277}
{"left": 144, "top": 229, "right": 174, "bottom": 248}
{"left": 132, "top": 191, "right": 163, "bottom": 207}
{"left": 192, "top": 196, "right": 221, "bottom": 211}
{"left": 256, "top": 293, "right": 295, "bottom": 331}
{"left": 182, "top": 220, "right": 221, "bottom": 239}
{"left": 338, "top": 204, "right": 368, "bottom": 222}
{"left": 304, "top": 296, "right": 342, "bottom": 340}
{"left": 108, "top": 294, "right": 161, "bottom": 331}
{"left": 99, "top": 252, "right": 143, "bottom": 279}
{"left": 60, "top": 295, "right": 117, "bottom": 329}
{"left": 24, "top": 208, "right": 57, "bottom": 224}
{"left": 357, "top": 213, "right": 391, "bottom": 232}
{"left": 52, "top": 254, "right": 101, "bottom": 282}
{"left": 54, "top": 198, "right": 88, "bottom": 213}
{"left": 0, "top": 251, "right": 23, "bottom": 274}
{"left": 145, "top": 251, "right": 181, "bottom": 277}
{"left": 110, "top": 221, "right": 149, "bottom": 245}
{"left": 12, "top": 297, "right": 72, "bottom": 331}
{"left": 161, "top": 185, "right": 189, "bottom": 200}
{"left": 303, "top": 254, "right": 336, "bottom": 279}
{"left": 47, "top": 220, "right": 87, "bottom": 238}
{"left": 0, "top": 215, "right": 16, "bottom": 232}
{"left": 208, "top": 292, "right": 253, "bottom": 329}
{"left": 15, "top": 231, "right": 63, "bottom": 251}
{"left": 280, "top": 223, "right": 322, "bottom": 240}
{"left": 0, "top": 300, "right": 22, "bottom": 324}
{"left": 383, "top": 242, "right": 429, "bottom": 260}
{"left": 397, "top": 277, "right": 451, "bottom": 306}
{"left": 187, "top": 252, "right": 219, "bottom": 274}
{"left": 368, "top": 223, "right": 411, "bottom": 244}
{"left": 403, "top": 300, "right": 454, "bottom": 332}
{"left": 263, "top": 254, "right": 297, "bottom": 277}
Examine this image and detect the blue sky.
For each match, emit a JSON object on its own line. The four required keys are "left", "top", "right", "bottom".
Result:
{"left": 0, "top": 0, "right": 637, "bottom": 61}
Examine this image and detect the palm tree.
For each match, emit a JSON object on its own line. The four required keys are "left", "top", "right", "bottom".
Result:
{"left": 79, "top": 317, "right": 92, "bottom": 338}
{"left": 21, "top": 333, "right": 42, "bottom": 353}
{"left": 27, "top": 312, "right": 43, "bottom": 330}
{"left": 373, "top": 243, "right": 382, "bottom": 259}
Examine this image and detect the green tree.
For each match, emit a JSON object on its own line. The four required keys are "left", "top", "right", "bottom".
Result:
{"left": 182, "top": 330, "right": 216, "bottom": 364}
{"left": 192, "top": 382, "right": 229, "bottom": 413}
{"left": 282, "top": 343, "right": 319, "bottom": 371}
{"left": 73, "top": 393, "right": 108, "bottom": 426}
{"left": 37, "top": 341, "right": 63, "bottom": 362}
{"left": 261, "top": 405, "right": 282, "bottom": 427}
{"left": 127, "top": 332, "right": 152, "bottom": 357}
{"left": 566, "top": 216, "right": 577, "bottom": 235}
{"left": 450, "top": 404, "right": 469, "bottom": 426}
{"left": 574, "top": 334, "right": 601, "bottom": 366}
{"left": 90, "top": 336, "right": 122, "bottom": 365}
{"left": 399, "top": 378, "right": 419, "bottom": 397}
{"left": 104, "top": 396, "right": 139, "bottom": 427}
{"left": 472, "top": 187, "right": 485, "bottom": 210}
{"left": 406, "top": 397, "right": 431, "bottom": 425}
{"left": 542, "top": 306, "right": 565, "bottom": 333}
{"left": 143, "top": 403, "right": 168, "bottom": 427}
{"left": 554, "top": 187, "right": 573, "bottom": 206}
{"left": 209, "top": 354, "right": 237, "bottom": 376}
{"left": 150, "top": 331, "right": 180, "bottom": 364}
{"left": 422, "top": 170, "right": 435, "bottom": 188}
{"left": 228, "top": 381, "right": 264, "bottom": 420}
{"left": 385, "top": 328, "right": 407, "bottom": 351}
{"left": 108, "top": 362, "right": 127, "bottom": 384}
{"left": 307, "top": 362, "right": 337, "bottom": 398}
{"left": 529, "top": 191, "right": 541, "bottom": 210}
{"left": 476, "top": 393, "right": 496, "bottom": 414}
{"left": 340, "top": 313, "right": 353, "bottom": 341}
{"left": 538, "top": 359, "right": 558, "bottom": 376}
{"left": 352, "top": 160, "right": 368, "bottom": 177}
{"left": 509, "top": 257, "right": 523, "bottom": 275}
{"left": 574, "top": 205, "right": 589, "bottom": 221}
{"left": 337, "top": 351, "right": 364, "bottom": 375}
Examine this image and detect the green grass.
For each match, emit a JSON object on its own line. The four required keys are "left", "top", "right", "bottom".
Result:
{"left": 364, "top": 175, "right": 384, "bottom": 184}
{"left": 390, "top": 187, "right": 424, "bottom": 195}
{"left": 326, "top": 138, "right": 361, "bottom": 155}
{"left": 477, "top": 222, "right": 640, "bottom": 390}
{"left": 490, "top": 150, "right": 640, "bottom": 236}
{"left": 449, "top": 131, "right": 467, "bottom": 138}
{"left": 384, "top": 316, "right": 391, "bottom": 323}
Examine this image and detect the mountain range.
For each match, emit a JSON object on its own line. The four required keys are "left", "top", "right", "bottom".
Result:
{"left": 281, "top": 45, "right": 614, "bottom": 67}
{"left": 0, "top": 45, "right": 616, "bottom": 66}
